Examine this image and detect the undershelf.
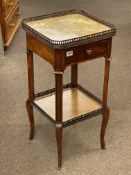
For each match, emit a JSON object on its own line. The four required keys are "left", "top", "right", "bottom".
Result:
{"left": 32, "top": 84, "right": 104, "bottom": 127}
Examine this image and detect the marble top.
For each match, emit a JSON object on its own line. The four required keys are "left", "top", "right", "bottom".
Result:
{"left": 26, "top": 13, "right": 111, "bottom": 41}
{"left": 22, "top": 10, "right": 116, "bottom": 48}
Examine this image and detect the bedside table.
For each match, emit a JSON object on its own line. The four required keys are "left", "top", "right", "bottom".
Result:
{"left": 22, "top": 9, "right": 116, "bottom": 169}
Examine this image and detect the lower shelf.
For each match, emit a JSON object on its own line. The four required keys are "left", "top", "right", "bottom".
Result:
{"left": 32, "top": 84, "right": 104, "bottom": 127}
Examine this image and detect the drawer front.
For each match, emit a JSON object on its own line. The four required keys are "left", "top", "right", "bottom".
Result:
{"left": 64, "top": 40, "right": 109, "bottom": 65}
{"left": 3, "top": 0, "right": 17, "bottom": 18}
{"left": 5, "top": 3, "right": 19, "bottom": 43}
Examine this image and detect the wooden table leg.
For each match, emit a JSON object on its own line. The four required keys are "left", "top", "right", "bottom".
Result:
{"left": 55, "top": 72, "right": 63, "bottom": 169}
{"left": 100, "top": 107, "right": 110, "bottom": 149}
{"left": 56, "top": 124, "right": 62, "bottom": 170}
{"left": 71, "top": 64, "right": 78, "bottom": 87}
{"left": 100, "top": 57, "right": 111, "bottom": 149}
{"left": 26, "top": 48, "right": 35, "bottom": 139}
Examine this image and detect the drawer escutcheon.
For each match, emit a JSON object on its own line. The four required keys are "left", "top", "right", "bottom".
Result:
{"left": 66, "top": 50, "right": 73, "bottom": 57}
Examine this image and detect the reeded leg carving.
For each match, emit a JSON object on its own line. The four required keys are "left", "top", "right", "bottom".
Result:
{"left": 26, "top": 99, "right": 34, "bottom": 139}
{"left": 56, "top": 124, "right": 63, "bottom": 169}
{"left": 100, "top": 107, "right": 110, "bottom": 149}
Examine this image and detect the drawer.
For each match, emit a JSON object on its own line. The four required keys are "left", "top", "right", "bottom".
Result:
{"left": 3, "top": 0, "right": 17, "bottom": 18}
{"left": 64, "top": 39, "right": 109, "bottom": 66}
{"left": 4, "top": 3, "right": 20, "bottom": 43}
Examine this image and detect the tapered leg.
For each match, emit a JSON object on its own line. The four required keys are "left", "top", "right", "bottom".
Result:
{"left": 56, "top": 125, "right": 63, "bottom": 169}
{"left": 71, "top": 64, "right": 78, "bottom": 87}
{"left": 26, "top": 48, "right": 35, "bottom": 139}
{"left": 100, "top": 107, "right": 110, "bottom": 149}
{"left": 101, "top": 57, "right": 111, "bottom": 149}
{"left": 55, "top": 72, "right": 63, "bottom": 169}
{"left": 26, "top": 100, "right": 34, "bottom": 139}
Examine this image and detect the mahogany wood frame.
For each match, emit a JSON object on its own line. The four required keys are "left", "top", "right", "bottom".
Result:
{"left": 25, "top": 32, "right": 112, "bottom": 169}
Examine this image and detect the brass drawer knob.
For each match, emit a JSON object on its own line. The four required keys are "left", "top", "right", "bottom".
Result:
{"left": 86, "top": 49, "right": 92, "bottom": 55}
{"left": 16, "top": 12, "right": 20, "bottom": 16}
{"left": 8, "top": 2, "right": 13, "bottom": 7}
{"left": 9, "top": 23, "right": 15, "bottom": 28}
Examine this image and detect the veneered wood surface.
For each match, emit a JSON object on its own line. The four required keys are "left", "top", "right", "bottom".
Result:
{"left": 4, "top": 3, "right": 20, "bottom": 44}
{"left": 4, "top": 0, "right": 17, "bottom": 19}
{"left": 64, "top": 39, "right": 109, "bottom": 66}
{"left": 34, "top": 88, "right": 102, "bottom": 122}
{"left": 27, "top": 34, "right": 55, "bottom": 65}
{"left": 0, "top": 0, "right": 20, "bottom": 47}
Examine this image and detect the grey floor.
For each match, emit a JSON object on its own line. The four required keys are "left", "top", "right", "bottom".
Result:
{"left": 0, "top": 0, "right": 131, "bottom": 174}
